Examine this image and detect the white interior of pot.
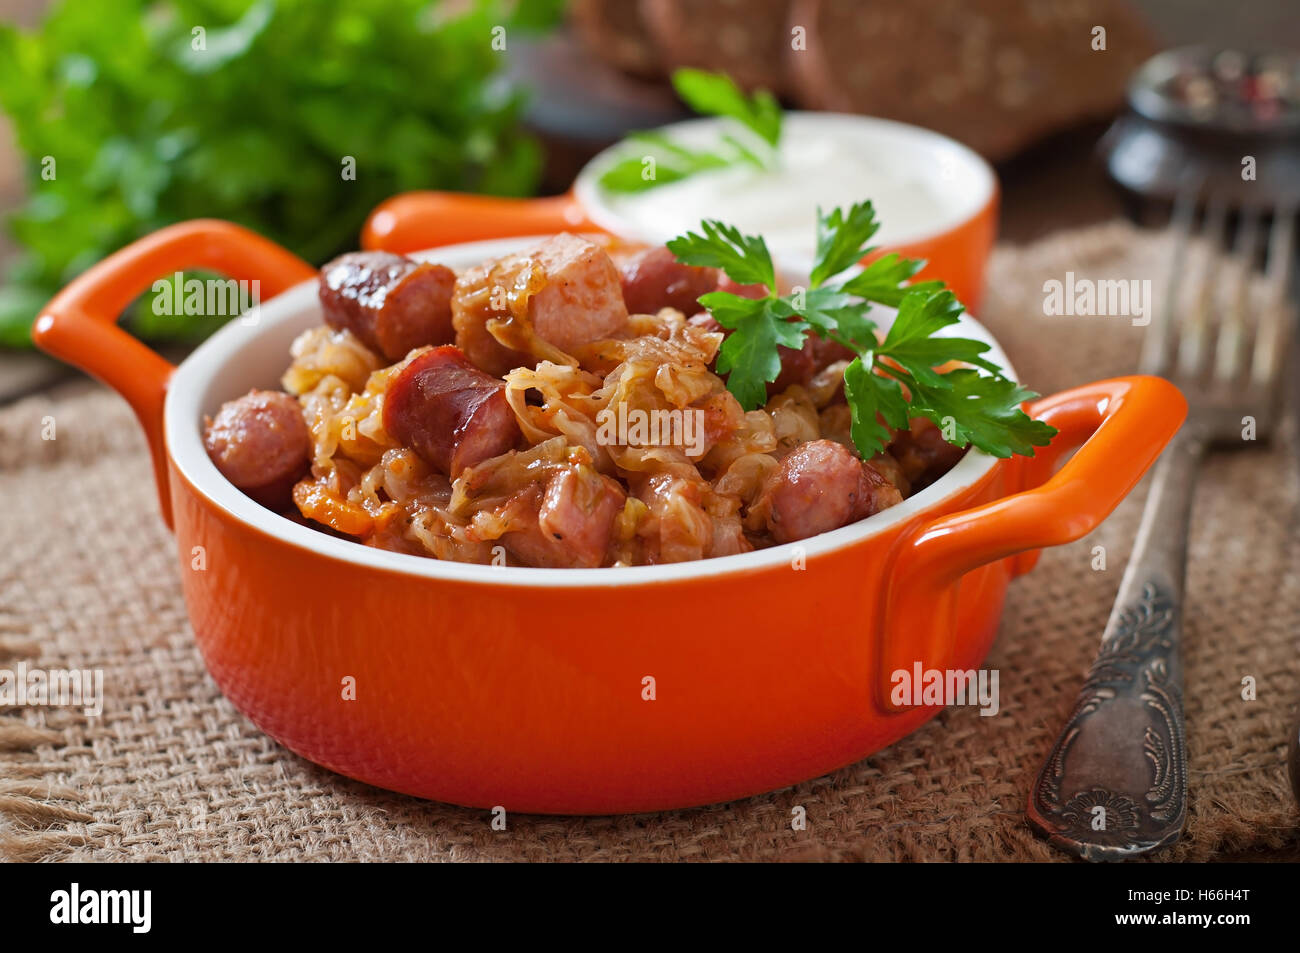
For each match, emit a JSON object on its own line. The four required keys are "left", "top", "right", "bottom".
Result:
{"left": 165, "top": 236, "right": 1011, "bottom": 588}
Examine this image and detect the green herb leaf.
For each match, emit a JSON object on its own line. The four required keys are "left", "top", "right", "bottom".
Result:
{"left": 840, "top": 253, "right": 943, "bottom": 307}
{"left": 877, "top": 290, "right": 1001, "bottom": 386}
{"left": 697, "top": 290, "right": 766, "bottom": 329}
{"left": 844, "top": 358, "right": 909, "bottom": 458}
{"left": 666, "top": 204, "right": 1059, "bottom": 461}
{"left": 595, "top": 147, "right": 731, "bottom": 193}
{"left": 670, "top": 69, "right": 781, "bottom": 147}
{"left": 793, "top": 286, "right": 855, "bottom": 336}
{"left": 712, "top": 300, "right": 808, "bottom": 410}
{"left": 666, "top": 220, "right": 777, "bottom": 290}
{"left": 810, "top": 202, "right": 881, "bottom": 288}
{"left": 906, "top": 369, "right": 1057, "bottom": 458}
{"left": 598, "top": 69, "right": 783, "bottom": 194}
{"left": 0, "top": 0, "right": 558, "bottom": 349}
{"left": 823, "top": 304, "right": 880, "bottom": 353}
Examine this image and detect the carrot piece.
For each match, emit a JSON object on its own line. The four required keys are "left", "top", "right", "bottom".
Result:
{"left": 292, "top": 481, "right": 374, "bottom": 537}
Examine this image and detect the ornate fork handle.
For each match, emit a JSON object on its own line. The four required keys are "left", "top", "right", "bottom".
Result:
{"left": 1028, "top": 426, "right": 1204, "bottom": 861}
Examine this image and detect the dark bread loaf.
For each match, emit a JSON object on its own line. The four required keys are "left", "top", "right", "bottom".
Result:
{"left": 570, "top": 0, "right": 664, "bottom": 80}
{"left": 639, "top": 0, "right": 796, "bottom": 94}
{"left": 787, "top": 0, "right": 1157, "bottom": 160}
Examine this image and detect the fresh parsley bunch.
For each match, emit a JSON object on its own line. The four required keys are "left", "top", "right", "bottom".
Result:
{"left": 597, "top": 69, "right": 782, "bottom": 194}
{"left": 0, "top": 0, "right": 564, "bottom": 347}
{"left": 667, "top": 203, "right": 1058, "bottom": 459}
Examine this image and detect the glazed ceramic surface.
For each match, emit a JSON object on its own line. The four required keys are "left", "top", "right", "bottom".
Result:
{"left": 33, "top": 218, "right": 1184, "bottom": 813}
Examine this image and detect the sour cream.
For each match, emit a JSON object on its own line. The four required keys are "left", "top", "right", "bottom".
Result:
{"left": 576, "top": 112, "right": 995, "bottom": 270}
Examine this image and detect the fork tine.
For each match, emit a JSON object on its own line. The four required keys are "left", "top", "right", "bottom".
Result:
{"left": 1252, "top": 205, "right": 1297, "bottom": 388}
{"left": 1214, "top": 205, "right": 1261, "bottom": 384}
{"left": 1176, "top": 196, "right": 1228, "bottom": 380}
{"left": 1141, "top": 187, "right": 1199, "bottom": 376}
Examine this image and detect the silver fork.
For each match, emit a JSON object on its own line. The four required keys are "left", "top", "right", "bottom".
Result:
{"left": 1027, "top": 193, "right": 1297, "bottom": 861}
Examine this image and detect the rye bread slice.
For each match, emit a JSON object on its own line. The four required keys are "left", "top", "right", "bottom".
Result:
{"left": 787, "top": 0, "right": 1156, "bottom": 161}
{"left": 571, "top": 0, "right": 665, "bottom": 80}
{"left": 640, "top": 0, "right": 795, "bottom": 94}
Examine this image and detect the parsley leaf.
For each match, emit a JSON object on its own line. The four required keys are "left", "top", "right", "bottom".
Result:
{"left": 596, "top": 146, "right": 732, "bottom": 193}
{"left": 671, "top": 69, "right": 782, "bottom": 147}
{"left": 844, "top": 357, "right": 909, "bottom": 457}
{"left": 877, "top": 290, "right": 1002, "bottom": 386}
{"left": 598, "top": 69, "right": 782, "bottom": 194}
{"left": 907, "top": 369, "right": 1055, "bottom": 458}
{"left": 667, "top": 221, "right": 777, "bottom": 290}
{"left": 666, "top": 205, "right": 1059, "bottom": 461}
{"left": 0, "top": 0, "right": 560, "bottom": 348}
{"left": 840, "top": 253, "right": 943, "bottom": 307}
{"left": 709, "top": 297, "right": 807, "bottom": 410}
{"left": 810, "top": 202, "right": 881, "bottom": 288}
{"left": 793, "top": 286, "right": 857, "bottom": 337}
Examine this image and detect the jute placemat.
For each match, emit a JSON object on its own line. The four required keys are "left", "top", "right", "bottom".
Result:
{"left": 2, "top": 220, "right": 1297, "bottom": 862}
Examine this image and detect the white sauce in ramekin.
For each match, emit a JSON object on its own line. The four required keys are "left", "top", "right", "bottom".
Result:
{"left": 575, "top": 112, "right": 997, "bottom": 270}
{"left": 603, "top": 136, "right": 948, "bottom": 257}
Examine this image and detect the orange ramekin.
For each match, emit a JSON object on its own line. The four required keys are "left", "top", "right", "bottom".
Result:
{"left": 33, "top": 217, "right": 1184, "bottom": 815}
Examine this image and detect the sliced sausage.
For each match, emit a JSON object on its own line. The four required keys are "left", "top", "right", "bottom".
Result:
{"left": 889, "top": 417, "right": 966, "bottom": 489}
{"left": 855, "top": 456, "right": 907, "bottom": 518}
{"left": 451, "top": 233, "right": 629, "bottom": 376}
{"left": 759, "top": 439, "right": 903, "bottom": 543}
{"left": 771, "top": 335, "right": 857, "bottom": 395}
{"left": 619, "top": 245, "right": 719, "bottom": 316}
{"left": 382, "top": 346, "right": 521, "bottom": 477}
{"left": 203, "top": 390, "right": 311, "bottom": 509}
{"left": 319, "top": 251, "right": 456, "bottom": 362}
{"left": 503, "top": 466, "right": 626, "bottom": 568}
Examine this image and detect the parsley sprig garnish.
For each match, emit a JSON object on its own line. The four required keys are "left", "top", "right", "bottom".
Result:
{"left": 597, "top": 70, "right": 782, "bottom": 194}
{"left": 666, "top": 203, "right": 1058, "bottom": 459}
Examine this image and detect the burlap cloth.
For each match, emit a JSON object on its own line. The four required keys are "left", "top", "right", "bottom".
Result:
{"left": 2, "top": 221, "right": 1297, "bottom": 862}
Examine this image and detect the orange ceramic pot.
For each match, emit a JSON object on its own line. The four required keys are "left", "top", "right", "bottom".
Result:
{"left": 33, "top": 220, "right": 1185, "bottom": 814}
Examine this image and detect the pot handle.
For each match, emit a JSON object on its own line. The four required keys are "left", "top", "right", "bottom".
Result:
{"left": 31, "top": 219, "right": 317, "bottom": 528}
{"left": 876, "top": 375, "right": 1187, "bottom": 712}
{"left": 361, "top": 192, "right": 598, "bottom": 253}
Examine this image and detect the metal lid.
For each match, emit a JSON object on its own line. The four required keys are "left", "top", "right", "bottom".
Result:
{"left": 1128, "top": 46, "right": 1300, "bottom": 138}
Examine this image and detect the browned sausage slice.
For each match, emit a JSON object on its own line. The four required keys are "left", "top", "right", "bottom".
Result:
{"left": 203, "top": 390, "right": 311, "bottom": 509}
{"left": 503, "top": 466, "right": 626, "bottom": 568}
{"left": 319, "top": 251, "right": 457, "bottom": 362}
{"left": 889, "top": 417, "right": 966, "bottom": 489}
{"left": 382, "top": 346, "right": 521, "bottom": 476}
{"left": 619, "top": 245, "right": 719, "bottom": 316}
{"left": 759, "top": 439, "right": 902, "bottom": 543}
